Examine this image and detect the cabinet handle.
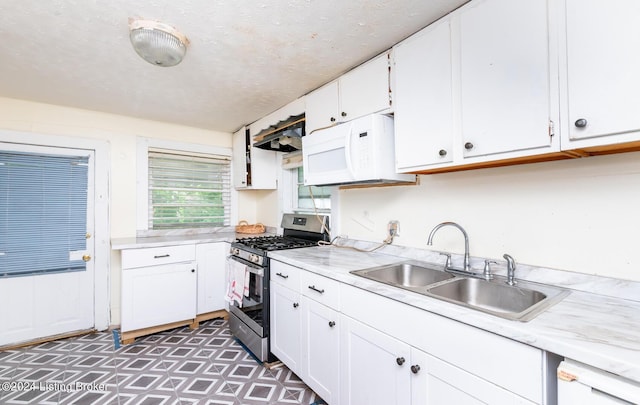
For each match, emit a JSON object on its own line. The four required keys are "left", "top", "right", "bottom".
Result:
{"left": 308, "top": 285, "right": 325, "bottom": 294}
{"left": 328, "top": 321, "right": 336, "bottom": 328}
{"left": 396, "top": 357, "right": 406, "bottom": 366}
{"left": 438, "top": 149, "right": 447, "bottom": 157}
{"left": 464, "top": 142, "right": 474, "bottom": 150}
{"left": 293, "top": 302, "right": 299, "bottom": 308}
{"left": 276, "top": 272, "right": 289, "bottom": 279}
{"left": 574, "top": 118, "right": 588, "bottom": 128}
{"left": 154, "top": 254, "right": 170, "bottom": 259}
{"left": 330, "top": 117, "right": 336, "bottom": 122}
{"left": 411, "top": 365, "right": 421, "bottom": 374}
{"left": 191, "top": 269, "right": 195, "bottom": 273}
{"left": 341, "top": 111, "right": 347, "bottom": 117}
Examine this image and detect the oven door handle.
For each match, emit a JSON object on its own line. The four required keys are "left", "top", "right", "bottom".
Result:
{"left": 227, "top": 256, "right": 264, "bottom": 276}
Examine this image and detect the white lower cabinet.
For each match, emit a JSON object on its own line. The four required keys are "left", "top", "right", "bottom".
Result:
{"left": 412, "top": 347, "right": 535, "bottom": 404}
{"left": 121, "top": 261, "right": 197, "bottom": 332}
{"left": 195, "top": 242, "right": 228, "bottom": 315}
{"left": 270, "top": 259, "right": 558, "bottom": 405}
{"left": 270, "top": 281, "right": 302, "bottom": 373}
{"left": 340, "top": 316, "right": 411, "bottom": 405}
{"left": 301, "top": 296, "right": 340, "bottom": 405}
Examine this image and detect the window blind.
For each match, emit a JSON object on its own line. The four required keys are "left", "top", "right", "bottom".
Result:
{"left": 0, "top": 151, "right": 88, "bottom": 277}
{"left": 148, "top": 150, "right": 231, "bottom": 229}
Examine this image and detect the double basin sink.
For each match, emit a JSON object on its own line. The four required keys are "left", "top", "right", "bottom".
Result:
{"left": 350, "top": 261, "right": 569, "bottom": 322}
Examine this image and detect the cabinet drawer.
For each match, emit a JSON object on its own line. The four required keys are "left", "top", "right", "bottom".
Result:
{"left": 121, "top": 244, "right": 196, "bottom": 269}
{"left": 300, "top": 270, "right": 340, "bottom": 310}
{"left": 270, "top": 260, "right": 301, "bottom": 291}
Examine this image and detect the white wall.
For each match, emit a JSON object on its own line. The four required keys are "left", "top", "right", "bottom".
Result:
{"left": 339, "top": 152, "right": 640, "bottom": 282}
{"left": 0, "top": 96, "right": 234, "bottom": 326}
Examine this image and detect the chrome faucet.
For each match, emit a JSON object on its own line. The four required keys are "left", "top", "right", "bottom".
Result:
{"left": 427, "top": 222, "right": 471, "bottom": 273}
{"left": 504, "top": 254, "right": 517, "bottom": 286}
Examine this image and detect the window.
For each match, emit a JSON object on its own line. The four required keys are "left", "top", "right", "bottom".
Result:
{"left": 148, "top": 149, "right": 231, "bottom": 229}
{"left": 0, "top": 151, "right": 89, "bottom": 277}
{"left": 295, "top": 167, "right": 331, "bottom": 213}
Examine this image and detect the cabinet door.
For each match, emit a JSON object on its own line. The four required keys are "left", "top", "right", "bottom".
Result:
{"left": 270, "top": 282, "right": 302, "bottom": 374}
{"left": 339, "top": 52, "right": 391, "bottom": 123}
{"left": 196, "top": 242, "right": 227, "bottom": 314}
{"left": 413, "top": 348, "right": 535, "bottom": 405}
{"left": 232, "top": 127, "right": 248, "bottom": 188}
{"left": 394, "top": 18, "right": 454, "bottom": 171}
{"left": 301, "top": 297, "right": 340, "bottom": 405}
{"left": 340, "top": 316, "right": 411, "bottom": 405}
{"left": 121, "top": 262, "right": 197, "bottom": 332}
{"left": 306, "top": 81, "right": 340, "bottom": 135}
{"left": 458, "top": 0, "right": 554, "bottom": 158}
{"left": 232, "top": 126, "right": 277, "bottom": 189}
{"left": 562, "top": 0, "right": 640, "bottom": 147}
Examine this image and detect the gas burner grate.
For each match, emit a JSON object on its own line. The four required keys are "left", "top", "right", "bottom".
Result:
{"left": 235, "top": 235, "right": 319, "bottom": 251}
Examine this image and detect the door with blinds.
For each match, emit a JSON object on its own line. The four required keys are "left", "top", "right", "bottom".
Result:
{"left": 0, "top": 144, "right": 95, "bottom": 346}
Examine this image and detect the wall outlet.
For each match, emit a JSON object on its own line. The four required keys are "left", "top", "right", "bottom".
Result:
{"left": 388, "top": 220, "right": 400, "bottom": 237}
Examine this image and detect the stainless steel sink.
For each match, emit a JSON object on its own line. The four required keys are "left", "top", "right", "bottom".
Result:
{"left": 426, "top": 277, "right": 570, "bottom": 322}
{"left": 350, "top": 261, "right": 455, "bottom": 289}
{"left": 350, "top": 261, "right": 569, "bottom": 322}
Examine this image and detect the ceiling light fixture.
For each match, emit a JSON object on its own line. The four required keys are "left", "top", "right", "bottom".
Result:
{"left": 129, "top": 19, "right": 189, "bottom": 67}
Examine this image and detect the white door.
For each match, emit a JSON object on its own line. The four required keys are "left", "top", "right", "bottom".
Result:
{"left": 0, "top": 143, "right": 95, "bottom": 346}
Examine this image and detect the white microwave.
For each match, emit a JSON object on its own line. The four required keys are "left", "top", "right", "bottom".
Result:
{"left": 302, "top": 114, "right": 416, "bottom": 186}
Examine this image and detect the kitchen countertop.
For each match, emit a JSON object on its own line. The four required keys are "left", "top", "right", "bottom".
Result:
{"left": 268, "top": 241, "right": 640, "bottom": 385}
{"left": 111, "top": 233, "right": 237, "bottom": 249}
{"left": 111, "top": 230, "right": 276, "bottom": 250}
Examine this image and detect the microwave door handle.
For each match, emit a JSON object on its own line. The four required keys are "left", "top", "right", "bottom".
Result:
{"left": 344, "top": 123, "right": 355, "bottom": 178}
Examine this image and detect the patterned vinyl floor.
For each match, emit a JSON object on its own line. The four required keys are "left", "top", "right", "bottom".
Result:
{"left": 0, "top": 318, "right": 320, "bottom": 405}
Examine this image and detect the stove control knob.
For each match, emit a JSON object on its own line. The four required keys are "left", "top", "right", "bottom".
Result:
{"left": 249, "top": 254, "right": 260, "bottom": 264}
{"left": 230, "top": 248, "right": 240, "bottom": 255}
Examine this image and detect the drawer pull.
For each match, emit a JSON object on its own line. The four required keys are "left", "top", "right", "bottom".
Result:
{"left": 411, "top": 365, "right": 421, "bottom": 374}
{"left": 276, "top": 272, "right": 289, "bottom": 279}
{"left": 328, "top": 321, "right": 336, "bottom": 328}
{"left": 308, "top": 285, "right": 325, "bottom": 294}
{"left": 154, "top": 254, "right": 170, "bottom": 259}
{"left": 293, "top": 302, "right": 299, "bottom": 308}
{"left": 396, "top": 357, "right": 405, "bottom": 366}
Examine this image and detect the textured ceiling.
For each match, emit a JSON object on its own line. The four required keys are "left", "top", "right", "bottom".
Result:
{"left": 0, "top": 0, "right": 468, "bottom": 133}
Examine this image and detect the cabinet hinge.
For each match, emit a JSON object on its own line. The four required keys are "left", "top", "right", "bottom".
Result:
{"left": 549, "top": 120, "right": 555, "bottom": 137}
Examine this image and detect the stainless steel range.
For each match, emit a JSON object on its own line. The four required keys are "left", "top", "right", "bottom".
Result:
{"left": 227, "top": 213, "right": 329, "bottom": 362}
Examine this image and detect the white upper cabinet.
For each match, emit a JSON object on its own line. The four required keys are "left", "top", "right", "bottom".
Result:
{"left": 305, "top": 81, "right": 340, "bottom": 135}
{"left": 560, "top": 0, "right": 640, "bottom": 149}
{"left": 339, "top": 52, "right": 391, "bottom": 123}
{"left": 232, "top": 125, "right": 278, "bottom": 190}
{"left": 306, "top": 51, "right": 392, "bottom": 135}
{"left": 457, "top": 0, "right": 557, "bottom": 159}
{"left": 232, "top": 127, "right": 249, "bottom": 188}
{"left": 394, "top": 18, "right": 454, "bottom": 171}
{"left": 394, "top": 0, "right": 561, "bottom": 173}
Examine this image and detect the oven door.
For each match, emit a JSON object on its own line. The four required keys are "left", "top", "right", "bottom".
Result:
{"left": 227, "top": 255, "right": 266, "bottom": 337}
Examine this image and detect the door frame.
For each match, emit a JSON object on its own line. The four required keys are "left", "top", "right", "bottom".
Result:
{"left": 0, "top": 129, "right": 110, "bottom": 330}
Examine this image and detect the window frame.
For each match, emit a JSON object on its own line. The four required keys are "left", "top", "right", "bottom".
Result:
{"left": 136, "top": 137, "right": 236, "bottom": 233}
{"left": 292, "top": 167, "right": 332, "bottom": 214}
